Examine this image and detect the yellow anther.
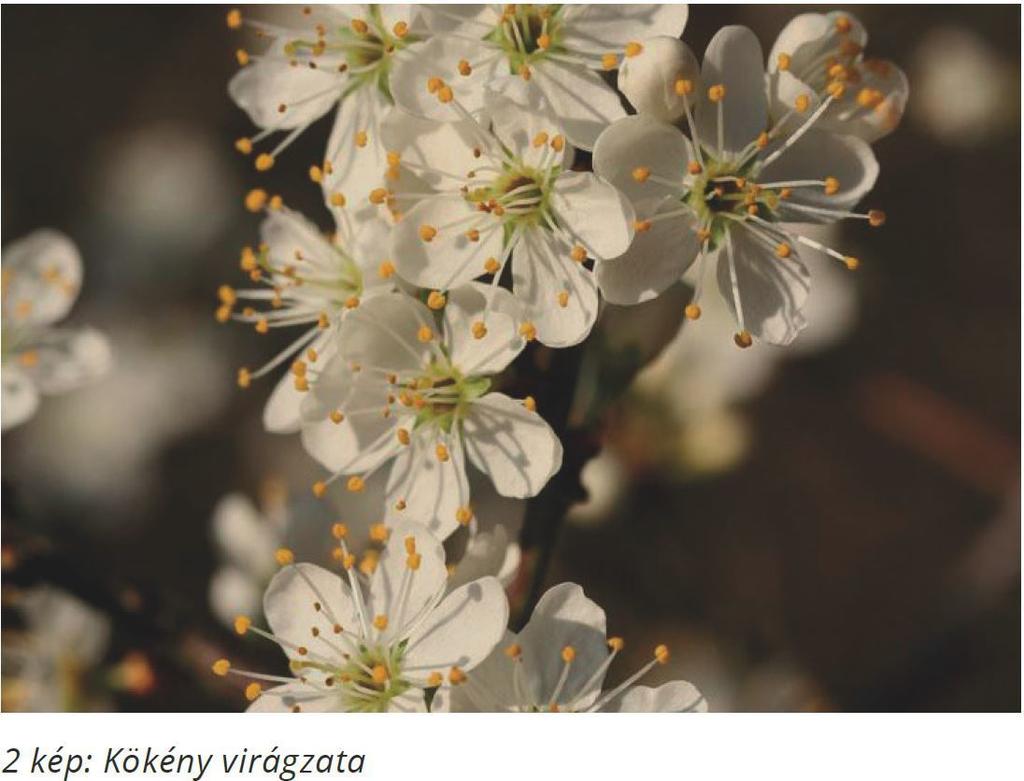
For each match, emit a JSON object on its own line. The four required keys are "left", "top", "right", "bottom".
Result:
{"left": 244, "top": 188, "right": 268, "bottom": 212}
{"left": 465, "top": 228, "right": 480, "bottom": 242}
{"left": 351, "top": 18, "right": 369, "bottom": 34}
{"left": 317, "top": 312, "right": 330, "bottom": 330}
{"left": 308, "top": 165, "right": 323, "bottom": 183}
{"left": 519, "top": 322, "right": 537, "bottom": 341}
{"left": 471, "top": 321, "right": 487, "bottom": 340}
{"left": 557, "top": 290, "right": 569, "bottom": 308}
{"left": 458, "top": 59, "right": 472, "bottom": 76}
{"left": 844, "top": 256, "right": 860, "bottom": 271}
{"left": 363, "top": 186, "right": 388, "bottom": 205}
{"left": 550, "top": 134, "right": 565, "bottom": 152}
{"left": 212, "top": 658, "right": 231, "bottom": 676}
{"left": 236, "top": 48, "right": 250, "bottom": 66}
{"left": 427, "top": 671, "right": 443, "bottom": 687}
{"left": 632, "top": 166, "right": 651, "bottom": 183}
{"left": 226, "top": 9, "right": 242, "bottom": 29}
{"left": 233, "top": 615, "right": 251, "bottom": 635}
{"left": 504, "top": 643, "right": 522, "bottom": 659}
{"left": 369, "top": 523, "right": 389, "bottom": 543}
{"left": 775, "top": 243, "right": 792, "bottom": 259}
{"left": 419, "top": 224, "right": 437, "bottom": 242}
{"left": 824, "top": 177, "right": 840, "bottom": 195}
{"left": 372, "top": 614, "right": 388, "bottom": 631}
{"left": 674, "top": 78, "right": 693, "bottom": 96}
{"left": 435, "top": 443, "right": 450, "bottom": 462}
{"left": 537, "top": 33, "right": 551, "bottom": 49}
{"left": 794, "top": 94, "right": 810, "bottom": 113}
{"left": 255, "top": 153, "right": 274, "bottom": 172}
{"left": 416, "top": 325, "right": 434, "bottom": 343}
{"left": 857, "top": 88, "right": 884, "bottom": 109}
{"left": 236, "top": 368, "right": 251, "bottom": 389}
{"left": 330, "top": 191, "right": 347, "bottom": 207}
{"left": 402, "top": 535, "right": 417, "bottom": 556}
{"left": 331, "top": 523, "right": 348, "bottom": 540}
{"left": 757, "top": 132, "right": 770, "bottom": 149}
{"left": 480, "top": 257, "right": 501, "bottom": 277}
{"left": 293, "top": 375, "right": 309, "bottom": 392}
{"left": 218, "top": 284, "right": 237, "bottom": 306}
{"left": 254, "top": 318, "right": 269, "bottom": 335}
{"left": 826, "top": 81, "right": 846, "bottom": 99}
{"left": 244, "top": 682, "right": 262, "bottom": 701}
{"left": 840, "top": 39, "right": 863, "bottom": 57}
{"left": 828, "top": 63, "right": 848, "bottom": 81}
{"left": 779, "top": 187, "right": 793, "bottom": 199}
{"left": 215, "top": 305, "right": 231, "bottom": 323}
{"left": 561, "top": 646, "right": 576, "bottom": 663}
{"left": 777, "top": 52, "right": 791, "bottom": 71}
{"left": 427, "top": 290, "right": 446, "bottom": 310}
{"left": 234, "top": 137, "right": 253, "bottom": 155}
{"left": 291, "top": 359, "right": 307, "bottom": 377}
{"left": 601, "top": 52, "right": 618, "bottom": 70}
{"left": 354, "top": 130, "right": 368, "bottom": 148}
{"left": 608, "top": 636, "right": 625, "bottom": 652}
{"left": 634, "top": 219, "right": 652, "bottom": 233}
{"left": 734, "top": 330, "right": 753, "bottom": 349}
{"left": 697, "top": 228, "right": 711, "bottom": 242}
{"left": 329, "top": 410, "right": 345, "bottom": 424}
{"left": 624, "top": 41, "right": 643, "bottom": 58}
{"left": 454, "top": 506, "right": 473, "bottom": 526}
{"left": 407, "top": 553, "right": 422, "bottom": 571}
{"left": 268, "top": 195, "right": 283, "bottom": 210}
{"left": 396, "top": 427, "right": 411, "bottom": 446}
{"left": 370, "top": 664, "right": 388, "bottom": 684}
{"left": 570, "top": 244, "right": 587, "bottom": 262}
{"left": 532, "top": 131, "right": 549, "bottom": 148}
{"left": 307, "top": 347, "right": 319, "bottom": 363}
{"left": 377, "top": 260, "right": 396, "bottom": 279}
{"left": 868, "top": 209, "right": 886, "bottom": 227}
{"left": 684, "top": 304, "right": 702, "bottom": 321}
{"left": 835, "top": 15, "right": 852, "bottom": 34}
{"left": 275, "top": 548, "right": 295, "bottom": 566}
{"left": 344, "top": 295, "right": 360, "bottom": 309}
{"left": 522, "top": 396, "right": 537, "bottom": 412}
{"left": 708, "top": 84, "right": 726, "bottom": 102}
{"left": 311, "top": 480, "right": 327, "bottom": 498}
{"left": 518, "top": 64, "right": 531, "bottom": 80}
{"left": 438, "top": 84, "right": 454, "bottom": 103}
{"left": 448, "top": 666, "right": 467, "bottom": 685}
{"left": 393, "top": 20, "right": 408, "bottom": 37}
{"left": 347, "top": 476, "right": 366, "bottom": 492}
{"left": 427, "top": 76, "right": 443, "bottom": 94}
{"left": 654, "top": 644, "right": 670, "bottom": 664}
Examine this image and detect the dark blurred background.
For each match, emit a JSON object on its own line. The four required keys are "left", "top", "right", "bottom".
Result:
{"left": 1, "top": 5, "right": 1020, "bottom": 711}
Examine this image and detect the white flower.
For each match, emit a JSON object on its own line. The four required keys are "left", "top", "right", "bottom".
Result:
{"left": 618, "top": 35, "right": 701, "bottom": 123}
{"left": 594, "top": 26, "right": 885, "bottom": 346}
{"left": 380, "top": 88, "right": 634, "bottom": 347}
{"left": 391, "top": 4, "right": 689, "bottom": 149}
{"left": 300, "top": 284, "right": 563, "bottom": 539}
{"left": 768, "top": 11, "right": 908, "bottom": 143}
{"left": 226, "top": 5, "right": 426, "bottom": 217}
{"left": 215, "top": 521, "right": 508, "bottom": 713}
{"left": 1, "top": 230, "right": 111, "bottom": 430}
{"left": 435, "top": 582, "right": 706, "bottom": 712}
{"left": 219, "top": 203, "right": 395, "bottom": 433}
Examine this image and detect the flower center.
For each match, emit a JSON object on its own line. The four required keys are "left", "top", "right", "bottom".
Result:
{"left": 407, "top": 361, "right": 491, "bottom": 434}
{"left": 467, "top": 162, "right": 557, "bottom": 234}
{"left": 488, "top": 4, "right": 562, "bottom": 69}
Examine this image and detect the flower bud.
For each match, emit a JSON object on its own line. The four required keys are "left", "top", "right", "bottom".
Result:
{"left": 618, "top": 36, "right": 700, "bottom": 122}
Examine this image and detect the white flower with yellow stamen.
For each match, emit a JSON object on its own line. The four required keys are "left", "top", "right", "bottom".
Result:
{"left": 768, "top": 11, "right": 909, "bottom": 143}
{"left": 299, "top": 284, "right": 562, "bottom": 539}
{"left": 435, "top": 582, "right": 706, "bottom": 712}
{"left": 220, "top": 203, "right": 395, "bottom": 433}
{"left": 215, "top": 521, "right": 508, "bottom": 713}
{"left": 390, "top": 4, "right": 689, "bottom": 149}
{"left": 1, "top": 230, "right": 111, "bottom": 431}
{"left": 227, "top": 5, "right": 426, "bottom": 217}
{"left": 382, "top": 87, "right": 634, "bottom": 347}
{"left": 593, "top": 26, "right": 885, "bottom": 346}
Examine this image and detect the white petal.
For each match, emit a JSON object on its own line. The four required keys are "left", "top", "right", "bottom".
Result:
{"left": 390, "top": 36, "right": 495, "bottom": 122}
{"left": 486, "top": 83, "right": 570, "bottom": 167}
{"left": 263, "top": 332, "right": 334, "bottom": 434}
{"left": 212, "top": 493, "right": 279, "bottom": 580}
{"left": 768, "top": 69, "right": 822, "bottom": 127}
{"left": 421, "top": 5, "right": 500, "bottom": 35}
{"left": 380, "top": 106, "right": 483, "bottom": 186}
{"left": 531, "top": 59, "right": 625, "bottom": 150}
{"left": 695, "top": 26, "right": 768, "bottom": 154}
{"left": 443, "top": 283, "right": 524, "bottom": 375}
{"left": 769, "top": 12, "right": 868, "bottom": 77}
{"left": 385, "top": 688, "right": 429, "bottom": 712}
{"left": 229, "top": 59, "right": 342, "bottom": 130}
{"left": 263, "top": 563, "right": 359, "bottom": 656}
{"left": 1, "top": 365, "right": 40, "bottom": 431}
{"left": 392, "top": 194, "right": 503, "bottom": 289}
{"left": 403, "top": 577, "right": 509, "bottom": 684}
{"left": 825, "top": 60, "right": 908, "bottom": 142}
{"left": 385, "top": 428, "right": 470, "bottom": 541}
{"left": 715, "top": 226, "right": 810, "bottom": 345}
{"left": 560, "top": 5, "right": 689, "bottom": 55}
{"left": 438, "top": 629, "right": 518, "bottom": 712}
{"left": 550, "top": 171, "right": 635, "bottom": 260}
{"left": 446, "top": 524, "right": 514, "bottom": 593}
{"left": 260, "top": 207, "right": 337, "bottom": 275}
{"left": 618, "top": 36, "right": 701, "bottom": 122}
{"left": 602, "top": 681, "right": 708, "bottom": 712}
{"left": 340, "top": 292, "right": 436, "bottom": 373}
{"left": 511, "top": 228, "right": 598, "bottom": 348}
{"left": 597, "top": 206, "right": 700, "bottom": 305}
{"left": 322, "top": 86, "right": 392, "bottom": 223}
{"left": 463, "top": 392, "right": 563, "bottom": 498}
{"left": 28, "top": 327, "right": 112, "bottom": 395}
{"left": 761, "top": 130, "right": 879, "bottom": 221}
{"left": 516, "top": 583, "right": 608, "bottom": 709}
{"left": 247, "top": 682, "right": 341, "bottom": 713}
{"left": 2, "top": 229, "right": 82, "bottom": 327}
{"left": 209, "top": 566, "right": 264, "bottom": 629}
{"left": 369, "top": 519, "right": 449, "bottom": 640}
{"left": 593, "top": 114, "right": 690, "bottom": 209}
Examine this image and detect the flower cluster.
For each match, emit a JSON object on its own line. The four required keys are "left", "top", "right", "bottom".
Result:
{"left": 218, "top": 5, "right": 906, "bottom": 712}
